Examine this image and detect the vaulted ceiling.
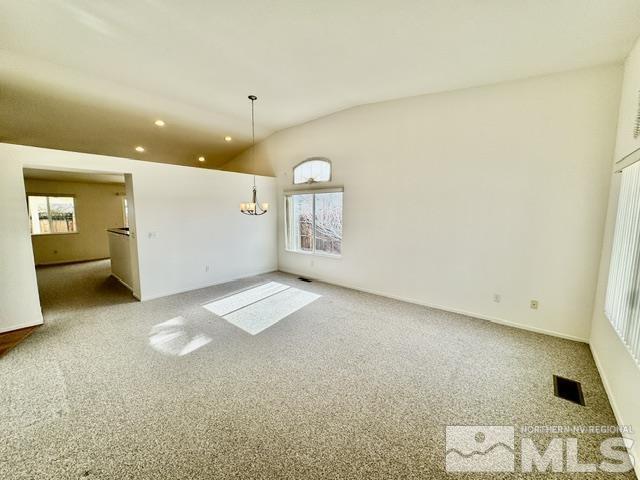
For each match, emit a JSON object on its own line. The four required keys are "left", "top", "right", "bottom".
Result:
{"left": 1, "top": 1, "right": 639, "bottom": 169}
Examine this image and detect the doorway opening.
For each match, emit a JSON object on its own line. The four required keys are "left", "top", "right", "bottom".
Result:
{"left": 22, "top": 167, "right": 141, "bottom": 320}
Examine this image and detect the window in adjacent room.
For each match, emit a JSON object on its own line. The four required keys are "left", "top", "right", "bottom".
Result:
{"left": 122, "top": 197, "right": 130, "bottom": 228}
{"left": 285, "top": 189, "right": 343, "bottom": 256}
{"left": 27, "top": 195, "right": 77, "bottom": 235}
{"left": 605, "top": 160, "right": 640, "bottom": 367}
{"left": 293, "top": 158, "right": 331, "bottom": 184}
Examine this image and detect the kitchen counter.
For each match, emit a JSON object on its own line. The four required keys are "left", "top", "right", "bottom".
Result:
{"left": 107, "top": 227, "right": 130, "bottom": 236}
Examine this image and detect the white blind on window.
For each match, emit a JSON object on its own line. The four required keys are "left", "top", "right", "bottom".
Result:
{"left": 605, "top": 160, "right": 640, "bottom": 367}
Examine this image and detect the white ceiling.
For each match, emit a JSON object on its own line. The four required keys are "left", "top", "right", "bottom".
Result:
{"left": 2, "top": 1, "right": 640, "bottom": 167}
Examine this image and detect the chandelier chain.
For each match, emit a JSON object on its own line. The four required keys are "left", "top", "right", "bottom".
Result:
{"left": 240, "top": 94, "right": 268, "bottom": 216}
{"left": 251, "top": 96, "right": 256, "bottom": 188}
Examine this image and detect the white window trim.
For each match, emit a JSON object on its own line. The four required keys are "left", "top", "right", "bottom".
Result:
{"left": 284, "top": 187, "right": 343, "bottom": 258}
{"left": 31, "top": 232, "right": 80, "bottom": 237}
{"left": 283, "top": 187, "right": 343, "bottom": 195}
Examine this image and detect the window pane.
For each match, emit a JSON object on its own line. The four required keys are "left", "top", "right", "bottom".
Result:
{"left": 314, "top": 192, "right": 342, "bottom": 255}
{"left": 48, "top": 197, "right": 76, "bottom": 233}
{"left": 123, "top": 198, "right": 129, "bottom": 227}
{"left": 294, "top": 162, "right": 312, "bottom": 184}
{"left": 293, "top": 159, "right": 331, "bottom": 184}
{"left": 286, "top": 194, "right": 313, "bottom": 252}
{"left": 28, "top": 196, "right": 49, "bottom": 234}
{"left": 310, "top": 161, "right": 330, "bottom": 182}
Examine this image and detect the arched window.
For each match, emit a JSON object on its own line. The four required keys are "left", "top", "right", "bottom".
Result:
{"left": 293, "top": 157, "right": 331, "bottom": 184}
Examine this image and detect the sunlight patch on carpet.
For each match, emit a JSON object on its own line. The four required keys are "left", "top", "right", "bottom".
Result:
{"left": 202, "top": 281, "right": 290, "bottom": 316}
{"left": 202, "top": 282, "right": 321, "bottom": 335}
{"left": 148, "top": 316, "right": 212, "bottom": 356}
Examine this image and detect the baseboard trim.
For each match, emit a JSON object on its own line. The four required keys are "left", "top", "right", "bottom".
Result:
{"left": 110, "top": 272, "right": 133, "bottom": 292}
{"left": 590, "top": 344, "right": 639, "bottom": 478}
{"left": 277, "top": 269, "right": 588, "bottom": 343}
{"left": 482, "top": 313, "right": 588, "bottom": 343}
{"left": 590, "top": 345, "right": 624, "bottom": 426}
{"left": 139, "top": 268, "right": 278, "bottom": 301}
{"left": 35, "top": 257, "right": 110, "bottom": 267}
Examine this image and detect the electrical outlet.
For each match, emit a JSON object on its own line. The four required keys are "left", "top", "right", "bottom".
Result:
{"left": 530, "top": 300, "right": 539, "bottom": 310}
{"left": 493, "top": 294, "right": 501, "bottom": 303}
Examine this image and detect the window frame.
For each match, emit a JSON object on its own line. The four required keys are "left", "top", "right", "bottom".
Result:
{"left": 292, "top": 157, "right": 332, "bottom": 185}
{"left": 26, "top": 193, "right": 79, "bottom": 236}
{"left": 284, "top": 187, "right": 343, "bottom": 258}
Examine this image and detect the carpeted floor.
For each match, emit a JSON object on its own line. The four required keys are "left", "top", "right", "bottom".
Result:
{"left": 0, "top": 260, "right": 634, "bottom": 479}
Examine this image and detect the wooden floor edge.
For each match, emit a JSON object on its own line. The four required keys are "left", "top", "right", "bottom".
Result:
{"left": 0, "top": 325, "right": 39, "bottom": 358}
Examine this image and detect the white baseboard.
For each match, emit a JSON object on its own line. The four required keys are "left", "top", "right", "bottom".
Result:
{"left": 110, "top": 272, "right": 133, "bottom": 292}
{"left": 139, "top": 268, "right": 278, "bottom": 301}
{"left": 590, "top": 345, "right": 624, "bottom": 426}
{"left": 590, "top": 345, "right": 639, "bottom": 478}
{"left": 277, "top": 269, "right": 589, "bottom": 343}
{"left": 482, "top": 312, "right": 588, "bottom": 343}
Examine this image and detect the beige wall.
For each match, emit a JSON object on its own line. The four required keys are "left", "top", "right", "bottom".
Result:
{"left": 590, "top": 35, "right": 640, "bottom": 477}
{"left": 222, "top": 64, "right": 622, "bottom": 342}
{"left": 25, "top": 178, "right": 126, "bottom": 265}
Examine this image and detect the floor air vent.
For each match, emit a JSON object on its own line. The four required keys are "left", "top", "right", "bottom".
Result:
{"left": 298, "top": 277, "right": 312, "bottom": 283}
{"left": 553, "top": 375, "right": 585, "bottom": 406}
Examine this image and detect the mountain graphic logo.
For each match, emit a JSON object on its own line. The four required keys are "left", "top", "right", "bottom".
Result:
{"left": 446, "top": 426, "right": 515, "bottom": 472}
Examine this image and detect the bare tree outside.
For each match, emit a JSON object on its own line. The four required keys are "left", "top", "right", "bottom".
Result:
{"left": 314, "top": 192, "right": 342, "bottom": 255}
{"left": 286, "top": 192, "right": 342, "bottom": 255}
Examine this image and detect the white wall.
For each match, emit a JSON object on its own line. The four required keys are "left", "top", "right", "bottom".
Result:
{"left": 25, "top": 178, "right": 126, "bottom": 265}
{"left": 614, "top": 38, "right": 640, "bottom": 161}
{"left": 0, "top": 143, "right": 277, "bottom": 333}
{"left": 590, "top": 36, "right": 640, "bottom": 477}
{"left": 223, "top": 65, "right": 623, "bottom": 342}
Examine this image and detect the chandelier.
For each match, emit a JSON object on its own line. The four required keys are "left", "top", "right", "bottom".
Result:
{"left": 240, "top": 95, "right": 268, "bottom": 216}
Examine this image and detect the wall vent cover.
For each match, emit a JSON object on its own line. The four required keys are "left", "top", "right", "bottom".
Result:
{"left": 553, "top": 375, "right": 585, "bottom": 406}
{"left": 635, "top": 89, "right": 640, "bottom": 139}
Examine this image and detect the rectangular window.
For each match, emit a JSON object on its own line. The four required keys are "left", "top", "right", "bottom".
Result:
{"left": 122, "top": 197, "right": 130, "bottom": 228}
{"left": 605, "top": 160, "right": 640, "bottom": 367}
{"left": 285, "top": 190, "right": 342, "bottom": 256}
{"left": 27, "top": 195, "right": 77, "bottom": 235}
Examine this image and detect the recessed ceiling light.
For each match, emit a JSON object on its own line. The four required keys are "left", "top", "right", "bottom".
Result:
{"left": 154, "top": 119, "right": 165, "bottom": 127}
{"left": 198, "top": 156, "right": 205, "bottom": 162}
{"left": 224, "top": 136, "right": 232, "bottom": 142}
{"left": 135, "top": 146, "right": 145, "bottom": 152}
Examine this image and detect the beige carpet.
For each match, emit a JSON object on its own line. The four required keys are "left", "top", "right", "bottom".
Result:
{"left": 0, "top": 260, "right": 634, "bottom": 479}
